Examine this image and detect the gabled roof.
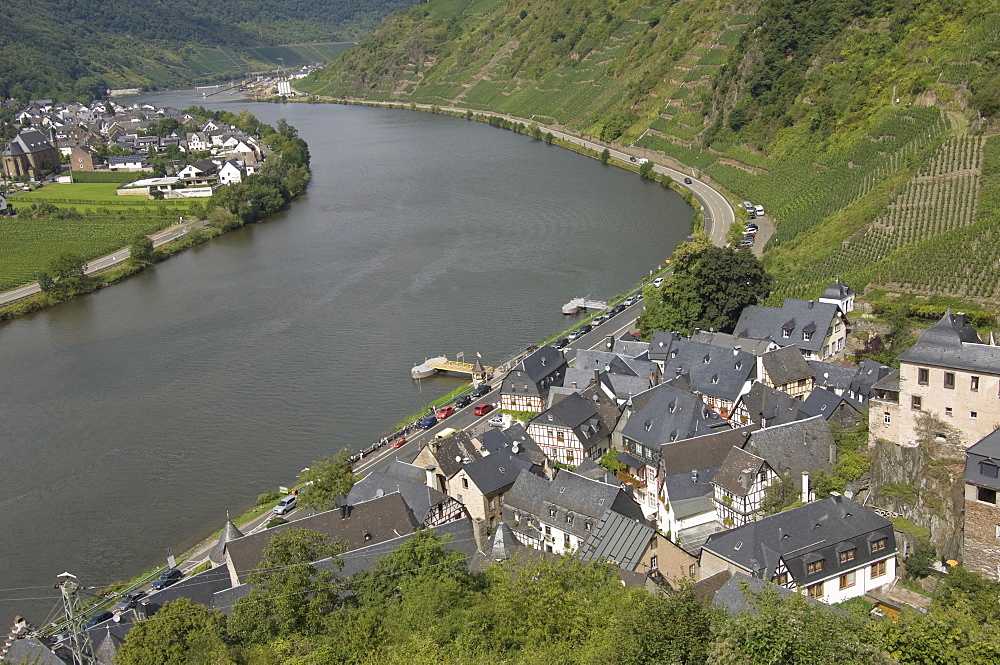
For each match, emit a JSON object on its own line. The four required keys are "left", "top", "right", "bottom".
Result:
{"left": 691, "top": 330, "right": 776, "bottom": 357}
{"left": 796, "top": 387, "right": 864, "bottom": 421}
{"left": 761, "top": 345, "right": 813, "bottom": 386}
{"left": 808, "top": 360, "right": 859, "bottom": 392}
{"left": 966, "top": 429, "right": 1000, "bottom": 490}
{"left": 702, "top": 495, "right": 895, "bottom": 586}
{"left": 849, "top": 359, "right": 893, "bottom": 399}
{"left": 658, "top": 338, "right": 755, "bottom": 402}
{"left": 897, "top": 309, "right": 1000, "bottom": 374}
{"left": 477, "top": 423, "right": 547, "bottom": 467}
{"left": 461, "top": 450, "right": 535, "bottom": 497}
{"left": 424, "top": 430, "right": 483, "bottom": 479}
{"left": 2, "top": 130, "right": 53, "bottom": 157}
{"left": 872, "top": 368, "right": 899, "bottom": 392}
{"left": 4, "top": 636, "right": 65, "bottom": 665}
{"left": 659, "top": 427, "right": 752, "bottom": 477}
{"left": 502, "top": 346, "right": 567, "bottom": 399}
{"left": 664, "top": 466, "right": 719, "bottom": 513}
{"left": 530, "top": 392, "right": 611, "bottom": 451}
{"left": 346, "top": 466, "right": 450, "bottom": 524}
{"left": 734, "top": 299, "right": 844, "bottom": 353}
{"left": 578, "top": 509, "right": 655, "bottom": 570}
{"left": 225, "top": 493, "right": 419, "bottom": 584}
{"left": 621, "top": 382, "right": 730, "bottom": 449}
{"left": 745, "top": 416, "right": 835, "bottom": 477}
{"left": 735, "top": 383, "right": 800, "bottom": 427}
{"left": 713, "top": 447, "right": 770, "bottom": 497}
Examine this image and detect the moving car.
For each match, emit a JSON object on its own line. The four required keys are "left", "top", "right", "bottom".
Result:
{"left": 151, "top": 568, "right": 183, "bottom": 591}
{"left": 629, "top": 156, "right": 637, "bottom": 162}
{"left": 471, "top": 384, "right": 492, "bottom": 399}
{"left": 554, "top": 337, "right": 570, "bottom": 349}
{"left": 610, "top": 304, "right": 626, "bottom": 316}
{"left": 455, "top": 395, "right": 472, "bottom": 409}
{"left": 624, "top": 296, "right": 636, "bottom": 306}
{"left": 473, "top": 403, "right": 494, "bottom": 416}
{"left": 435, "top": 405, "right": 455, "bottom": 420}
{"left": 488, "top": 414, "right": 504, "bottom": 427}
{"left": 653, "top": 277, "right": 665, "bottom": 287}
{"left": 273, "top": 494, "right": 297, "bottom": 515}
{"left": 684, "top": 177, "right": 692, "bottom": 184}
{"left": 392, "top": 437, "right": 407, "bottom": 448}
{"left": 417, "top": 414, "right": 438, "bottom": 429}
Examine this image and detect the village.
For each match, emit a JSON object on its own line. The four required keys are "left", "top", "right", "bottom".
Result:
{"left": 6, "top": 254, "right": 1000, "bottom": 662}
{"left": 0, "top": 98, "right": 269, "bottom": 204}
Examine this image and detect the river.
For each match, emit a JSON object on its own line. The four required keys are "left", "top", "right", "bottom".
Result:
{"left": 0, "top": 91, "right": 692, "bottom": 623}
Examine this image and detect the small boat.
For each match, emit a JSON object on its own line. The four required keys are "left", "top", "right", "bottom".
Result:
{"left": 411, "top": 356, "right": 447, "bottom": 379}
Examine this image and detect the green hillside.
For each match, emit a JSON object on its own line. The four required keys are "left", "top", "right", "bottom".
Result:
{"left": 0, "top": 0, "right": 416, "bottom": 100}
{"left": 300, "top": 0, "right": 1000, "bottom": 306}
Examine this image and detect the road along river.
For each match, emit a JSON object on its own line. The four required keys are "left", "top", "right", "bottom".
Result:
{"left": 0, "top": 91, "right": 693, "bottom": 623}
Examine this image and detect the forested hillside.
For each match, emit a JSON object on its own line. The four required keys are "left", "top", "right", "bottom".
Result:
{"left": 0, "top": 0, "right": 417, "bottom": 100}
{"left": 300, "top": 0, "right": 1000, "bottom": 306}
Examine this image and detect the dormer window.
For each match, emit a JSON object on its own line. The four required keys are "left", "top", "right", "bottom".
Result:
{"left": 549, "top": 507, "right": 556, "bottom": 517}
{"left": 839, "top": 548, "right": 856, "bottom": 563}
{"left": 566, "top": 515, "right": 573, "bottom": 525}
{"left": 807, "top": 559, "right": 824, "bottom": 574}
{"left": 980, "top": 461, "right": 999, "bottom": 479}
{"left": 670, "top": 349, "right": 678, "bottom": 358}
{"left": 782, "top": 329, "right": 791, "bottom": 339}
{"left": 802, "top": 331, "right": 812, "bottom": 341}
{"left": 871, "top": 538, "right": 887, "bottom": 553}
{"left": 703, "top": 354, "right": 711, "bottom": 364}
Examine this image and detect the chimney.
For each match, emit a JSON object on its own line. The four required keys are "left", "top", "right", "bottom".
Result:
{"left": 424, "top": 465, "right": 438, "bottom": 491}
{"left": 606, "top": 334, "right": 615, "bottom": 350}
{"left": 801, "top": 472, "right": 810, "bottom": 503}
{"left": 808, "top": 300, "right": 815, "bottom": 309}
{"left": 340, "top": 503, "right": 352, "bottom": 519}
{"left": 733, "top": 345, "right": 741, "bottom": 356}
{"left": 693, "top": 328, "right": 701, "bottom": 336}
{"left": 956, "top": 312, "right": 967, "bottom": 328}
{"left": 593, "top": 368, "right": 600, "bottom": 385}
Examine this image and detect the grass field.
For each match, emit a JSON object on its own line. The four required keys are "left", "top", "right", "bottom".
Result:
{"left": 10, "top": 183, "right": 196, "bottom": 213}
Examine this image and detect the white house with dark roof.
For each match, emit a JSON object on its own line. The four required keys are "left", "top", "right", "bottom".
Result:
{"left": 526, "top": 391, "right": 616, "bottom": 466}
{"left": 700, "top": 494, "right": 897, "bottom": 604}
{"left": 819, "top": 278, "right": 855, "bottom": 313}
{"left": 500, "top": 346, "right": 567, "bottom": 413}
{"left": 652, "top": 334, "right": 757, "bottom": 419}
{"left": 758, "top": 345, "right": 815, "bottom": 399}
{"left": 963, "top": 429, "right": 1000, "bottom": 579}
{"left": 870, "top": 309, "right": 1000, "bottom": 448}
{"left": 712, "top": 447, "right": 777, "bottom": 528}
{"left": 734, "top": 298, "right": 849, "bottom": 361}
{"left": 730, "top": 383, "right": 800, "bottom": 428}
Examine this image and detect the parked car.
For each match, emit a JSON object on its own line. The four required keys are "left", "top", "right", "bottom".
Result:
{"left": 629, "top": 156, "right": 637, "bottom": 162}
{"left": 273, "top": 494, "right": 297, "bottom": 515}
{"left": 754, "top": 204, "right": 765, "bottom": 215}
{"left": 748, "top": 213, "right": 757, "bottom": 219}
{"left": 745, "top": 223, "right": 758, "bottom": 231}
{"left": 471, "top": 384, "right": 492, "bottom": 399}
{"left": 743, "top": 228, "right": 756, "bottom": 235}
{"left": 115, "top": 591, "right": 147, "bottom": 613}
{"left": 624, "top": 296, "right": 636, "bottom": 306}
{"left": 151, "top": 568, "right": 183, "bottom": 591}
{"left": 591, "top": 314, "right": 607, "bottom": 326}
{"left": 488, "top": 414, "right": 504, "bottom": 427}
{"left": 742, "top": 201, "right": 754, "bottom": 211}
{"left": 474, "top": 403, "right": 494, "bottom": 416}
{"left": 455, "top": 395, "right": 472, "bottom": 409}
{"left": 610, "top": 304, "right": 626, "bottom": 316}
{"left": 554, "top": 337, "right": 570, "bottom": 349}
{"left": 84, "top": 611, "right": 114, "bottom": 629}
{"left": 683, "top": 177, "right": 693, "bottom": 184}
{"left": 417, "top": 414, "right": 438, "bottom": 429}
{"left": 653, "top": 277, "right": 665, "bottom": 288}
{"left": 435, "top": 405, "right": 455, "bottom": 420}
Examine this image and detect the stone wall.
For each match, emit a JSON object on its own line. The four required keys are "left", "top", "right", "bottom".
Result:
{"left": 963, "top": 484, "right": 1000, "bottom": 579}
{"left": 869, "top": 413, "right": 966, "bottom": 559}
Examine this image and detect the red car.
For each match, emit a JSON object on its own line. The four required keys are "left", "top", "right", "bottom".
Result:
{"left": 435, "top": 406, "right": 455, "bottom": 419}
{"left": 392, "top": 437, "right": 407, "bottom": 448}
{"left": 473, "top": 403, "right": 494, "bottom": 416}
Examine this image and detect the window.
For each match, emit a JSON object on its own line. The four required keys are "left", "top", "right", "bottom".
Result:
{"left": 978, "top": 487, "right": 997, "bottom": 504}
{"left": 911, "top": 396, "right": 922, "bottom": 410}
{"left": 567, "top": 452, "right": 575, "bottom": 464}
{"left": 972, "top": 411, "right": 979, "bottom": 420}
{"left": 981, "top": 461, "right": 999, "bottom": 479}
{"left": 871, "top": 538, "right": 887, "bottom": 553}
{"left": 871, "top": 560, "right": 887, "bottom": 578}
{"left": 584, "top": 522, "right": 592, "bottom": 531}
{"left": 462, "top": 478, "right": 469, "bottom": 489}
{"left": 566, "top": 515, "right": 573, "bottom": 525}
{"left": 996, "top": 525, "right": 1000, "bottom": 539}
{"left": 556, "top": 431, "right": 565, "bottom": 442}
{"left": 945, "top": 407, "right": 953, "bottom": 416}
{"left": 689, "top": 564, "right": 696, "bottom": 577}
{"left": 544, "top": 526, "right": 551, "bottom": 536}
{"left": 835, "top": 323, "right": 842, "bottom": 333}
{"left": 650, "top": 537, "right": 657, "bottom": 549}
{"left": 972, "top": 376, "right": 980, "bottom": 391}
{"left": 807, "top": 559, "right": 824, "bottom": 575}
{"left": 549, "top": 507, "right": 556, "bottom": 517}
{"left": 883, "top": 412, "right": 891, "bottom": 425}
{"left": 798, "top": 378, "right": 808, "bottom": 387}
{"left": 650, "top": 555, "right": 658, "bottom": 570}
{"left": 782, "top": 328, "right": 791, "bottom": 339}
{"left": 807, "top": 583, "right": 823, "bottom": 599}
{"left": 774, "top": 572, "right": 789, "bottom": 585}
{"left": 803, "top": 331, "right": 812, "bottom": 341}
{"left": 839, "top": 548, "right": 857, "bottom": 564}
{"left": 944, "top": 372, "right": 956, "bottom": 389}
{"left": 918, "top": 368, "right": 929, "bottom": 385}
{"left": 839, "top": 571, "right": 856, "bottom": 590}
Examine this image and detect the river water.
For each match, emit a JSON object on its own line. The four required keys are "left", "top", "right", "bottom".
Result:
{"left": 0, "top": 91, "right": 692, "bottom": 623}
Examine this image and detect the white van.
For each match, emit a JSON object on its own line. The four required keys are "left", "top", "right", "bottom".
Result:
{"left": 754, "top": 204, "right": 765, "bottom": 215}
{"left": 273, "top": 494, "right": 297, "bottom": 515}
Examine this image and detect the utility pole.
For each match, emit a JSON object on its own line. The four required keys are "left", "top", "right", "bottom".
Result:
{"left": 56, "top": 573, "right": 93, "bottom": 665}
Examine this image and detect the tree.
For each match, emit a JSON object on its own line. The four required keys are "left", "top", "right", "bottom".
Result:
{"left": 904, "top": 539, "right": 936, "bottom": 578}
{"left": 600, "top": 147, "right": 611, "bottom": 164}
{"left": 130, "top": 233, "right": 154, "bottom": 266}
{"left": 116, "top": 598, "right": 233, "bottom": 665}
{"left": 229, "top": 528, "right": 347, "bottom": 643}
{"left": 34, "top": 270, "right": 53, "bottom": 293}
{"left": 762, "top": 473, "right": 800, "bottom": 515}
{"left": 639, "top": 160, "right": 654, "bottom": 179}
{"left": 297, "top": 450, "right": 357, "bottom": 512}
{"left": 46, "top": 251, "right": 87, "bottom": 293}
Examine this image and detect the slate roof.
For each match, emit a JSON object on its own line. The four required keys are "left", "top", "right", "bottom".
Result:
{"left": 712, "top": 572, "right": 822, "bottom": 615}
{"left": 347, "top": 467, "right": 450, "bottom": 524}
{"left": 574, "top": 349, "right": 658, "bottom": 382}
{"left": 849, "top": 359, "right": 893, "bottom": 401}
{"left": 477, "top": 423, "right": 547, "bottom": 467}
{"left": 691, "top": 329, "right": 776, "bottom": 357}
{"left": 702, "top": 495, "right": 895, "bottom": 587}
{"left": 142, "top": 566, "right": 233, "bottom": 615}
{"left": 482, "top": 522, "right": 522, "bottom": 562}
{"left": 209, "top": 518, "right": 245, "bottom": 565}
{"left": 656, "top": 338, "right": 756, "bottom": 402}
{"left": 502, "top": 346, "right": 567, "bottom": 399}
{"left": 530, "top": 391, "right": 611, "bottom": 453}
{"left": 796, "top": 387, "right": 864, "bottom": 421}
{"left": 735, "top": 383, "right": 800, "bottom": 427}
{"left": 4, "top": 636, "right": 66, "bottom": 665}
{"left": 821, "top": 279, "right": 855, "bottom": 302}
{"left": 809, "top": 360, "right": 859, "bottom": 392}
{"left": 745, "top": 416, "right": 835, "bottom": 477}
{"left": 659, "top": 427, "right": 752, "bottom": 477}
{"left": 872, "top": 368, "right": 899, "bottom": 392}
{"left": 461, "top": 450, "right": 536, "bottom": 497}
{"left": 225, "top": 493, "right": 419, "bottom": 584}
{"left": 734, "top": 299, "right": 844, "bottom": 353}
{"left": 897, "top": 309, "right": 1000, "bottom": 374}
{"left": 2, "top": 130, "right": 53, "bottom": 157}
{"left": 965, "top": 429, "right": 1000, "bottom": 491}
{"left": 664, "top": 466, "right": 719, "bottom": 518}
{"left": 761, "top": 345, "right": 813, "bottom": 386}
{"left": 621, "top": 382, "right": 730, "bottom": 453}
{"left": 423, "top": 429, "right": 483, "bottom": 479}
{"left": 713, "top": 447, "right": 769, "bottom": 497}
{"left": 578, "top": 509, "right": 655, "bottom": 570}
